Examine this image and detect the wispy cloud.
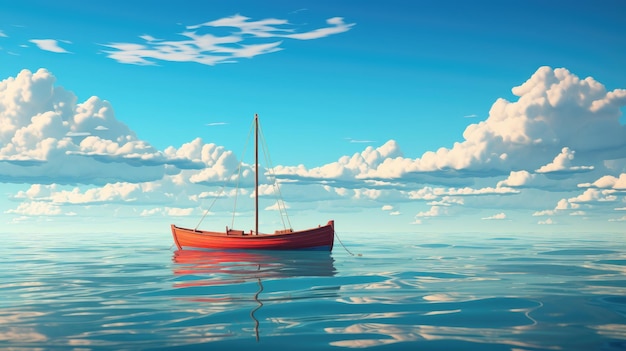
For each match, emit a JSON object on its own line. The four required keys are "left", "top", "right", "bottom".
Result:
{"left": 103, "top": 14, "right": 354, "bottom": 66}
{"left": 5, "top": 201, "right": 62, "bottom": 216}
{"left": 0, "top": 30, "right": 7, "bottom": 38}
{"left": 66, "top": 132, "right": 91, "bottom": 137}
{"left": 345, "top": 137, "right": 376, "bottom": 143}
{"left": 141, "top": 207, "right": 195, "bottom": 217}
{"left": 482, "top": 212, "right": 506, "bottom": 220}
{"left": 29, "top": 39, "right": 71, "bottom": 53}
{"left": 206, "top": 122, "right": 228, "bottom": 126}
{"left": 609, "top": 215, "right": 626, "bottom": 222}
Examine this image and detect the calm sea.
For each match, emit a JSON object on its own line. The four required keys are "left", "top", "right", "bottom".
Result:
{"left": 2, "top": 230, "right": 626, "bottom": 350}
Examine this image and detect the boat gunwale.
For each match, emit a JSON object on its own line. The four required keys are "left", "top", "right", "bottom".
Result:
{"left": 171, "top": 221, "right": 334, "bottom": 239}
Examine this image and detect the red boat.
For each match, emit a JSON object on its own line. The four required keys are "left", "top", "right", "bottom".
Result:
{"left": 171, "top": 221, "right": 334, "bottom": 251}
{"left": 171, "top": 114, "right": 335, "bottom": 251}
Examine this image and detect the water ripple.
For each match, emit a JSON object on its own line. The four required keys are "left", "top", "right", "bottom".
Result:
{"left": 1, "top": 232, "right": 626, "bottom": 350}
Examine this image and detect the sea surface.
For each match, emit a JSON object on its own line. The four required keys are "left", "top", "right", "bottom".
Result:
{"left": 2, "top": 230, "right": 626, "bottom": 350}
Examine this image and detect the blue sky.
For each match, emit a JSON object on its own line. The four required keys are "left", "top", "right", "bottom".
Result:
{"left": 1, "top": 0, "right": 625, "bottom": 234}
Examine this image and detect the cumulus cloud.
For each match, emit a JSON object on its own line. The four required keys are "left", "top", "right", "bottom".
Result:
{"left": 266, "top": 67, "right": 625, "bottom": 195}
{"left": 579, "top": 173, "right": 626, "bottom": 190}
{"left": 533, "top": 198, "right": 583, "bottom": 217}
{"left": 361, "top": 67, "right": 626, "bottom": 180}
{"left": 3, "top": 66, "right": 626, "bottom": 230}
{"left": 273, "top": 140, "right": 403, "bottom": 184}
{"left": 497, "top": 170, "right": 536, "bottom": 188}
{"left": 103, "top": 15, "right": 354, "bottom": 66}
{"left": 535, "top": 147, "right": 594, "bottom": 174}
{"left": 568, "top": 188, "right": 618, "bottom": 203}
{"left": 416, "top": 206, "right": 446, "bottom": 218}
{"left": 0, "top": 69, "right": 204, "bottom": 184}
{"left": 29, "top": 39, "right": 71, "bottom": 53}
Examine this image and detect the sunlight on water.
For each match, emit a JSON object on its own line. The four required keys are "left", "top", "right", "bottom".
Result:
{"left": 1, "top": 231, "right": 625, "bottom": 350}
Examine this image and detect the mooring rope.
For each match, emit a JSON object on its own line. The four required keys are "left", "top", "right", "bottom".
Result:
{"left": 334, "top": 230, "right": 361, "bottom": 257}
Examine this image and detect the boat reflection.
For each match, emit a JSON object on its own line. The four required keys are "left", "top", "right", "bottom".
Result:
{"left": 173, "top": 249, "right": 336, "bottom": 283}
{"left": 172, "top": 249, "right": 337, "bottom": 341}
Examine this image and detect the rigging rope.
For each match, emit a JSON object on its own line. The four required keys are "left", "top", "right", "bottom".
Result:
{"left": 195, "top": 185, "right": 226, "bottom": 230}
{"left": 257, "top": 121, "right": 292, "bottom": 231}
{"left": 194, "top": 120, "right": 254, "bottom": 230}
{"left": 193, "top": 116, "right": 293, "bottom": 232}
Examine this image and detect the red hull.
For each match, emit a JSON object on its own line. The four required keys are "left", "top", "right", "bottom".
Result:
{"left": 171, "top": 220, "right": 335, "bottom": 251}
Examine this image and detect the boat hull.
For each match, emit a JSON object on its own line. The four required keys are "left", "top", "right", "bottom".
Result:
{"left": 171, "top": 220, "right": 335, "bottom": 251}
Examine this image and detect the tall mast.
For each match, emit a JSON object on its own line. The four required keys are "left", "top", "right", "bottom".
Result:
{"left": 254, "top": 113, "right": 259, "bottom": 235}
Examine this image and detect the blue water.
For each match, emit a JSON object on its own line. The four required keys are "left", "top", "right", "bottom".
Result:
{"left": 2, "top": 231, "right": 626, "bottom": 350}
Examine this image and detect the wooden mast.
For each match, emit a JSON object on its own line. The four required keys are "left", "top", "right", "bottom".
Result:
{"left": 254, "top": 113, "right": 259, "bottom": 235}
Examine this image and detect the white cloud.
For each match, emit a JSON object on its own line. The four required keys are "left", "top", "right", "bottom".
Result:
{"left": 0, "top": 30, "right": 7, "bottom": 37}
{"left": 609, "top": 216, "right": 626, "bottom": 222}
{"left": 274, "top": 140, "right": 403, "bottom": 183}
{"left": 103, "top": 15, "right": 354, "bottom": 66}
{"left": 538, "top": 218, "right": 555, "bottom": 225}
{"left": 2, "top": 66, "right": 626, "bottom": 231}
{"left": 265, "top": 201, "right": 290, "bottom": 211}
{"left": 141, "top": 207, "right": 195, "bottom": 217}
{"left": 579, "top": 173, "right": 626, "bottom": 190}
{"left": 262, "top": 65, "right": 625, "bottom": 197}
{"left": 482, "top": 213, "right": 506, "bottom": 220}
{"left": 407, "top": 187, "right": 440, "bottom": 201}
{"left": 535, "top": 147, "right": 594, "bottom": 174}
{"left": 0, "top": 69, "right": 204, "bottom": 184}
{"left": 534, "top": 198, "right": 582, "bottom": 217}
{"left": 407, "top": 186, "right": 518, "bottom": 201}
{"left": 497, "top": 170, "right": 535, "bottom": 187}
{"left": 569, "top": 188, "right": 617, "bottom": 203}
{"left": 14, "top": 182, "right": 143, "bottom": 204}
{"left": 361, "top": 67, "right": 626, "bottom": 179}
{"left": 427, "top": 196, "right": 464, "bottom": 206}
{"left": 5, "top": 201, "right": 62, "bottom": 216}
{"left": 29, "top": 39, "right": 71, "bottom": 53}
{"left": 283, "top": 17, "right": 354, "bottom": 40}
{"left": 346, "top": 137, "right": 376, "bottom": 144}
{"left": 416, "top": 205, "right": 446, "bottom": 218}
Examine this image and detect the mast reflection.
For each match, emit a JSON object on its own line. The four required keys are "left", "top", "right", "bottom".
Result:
{"left": 172, "top": 250, "right": 337, "bottom": 341}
